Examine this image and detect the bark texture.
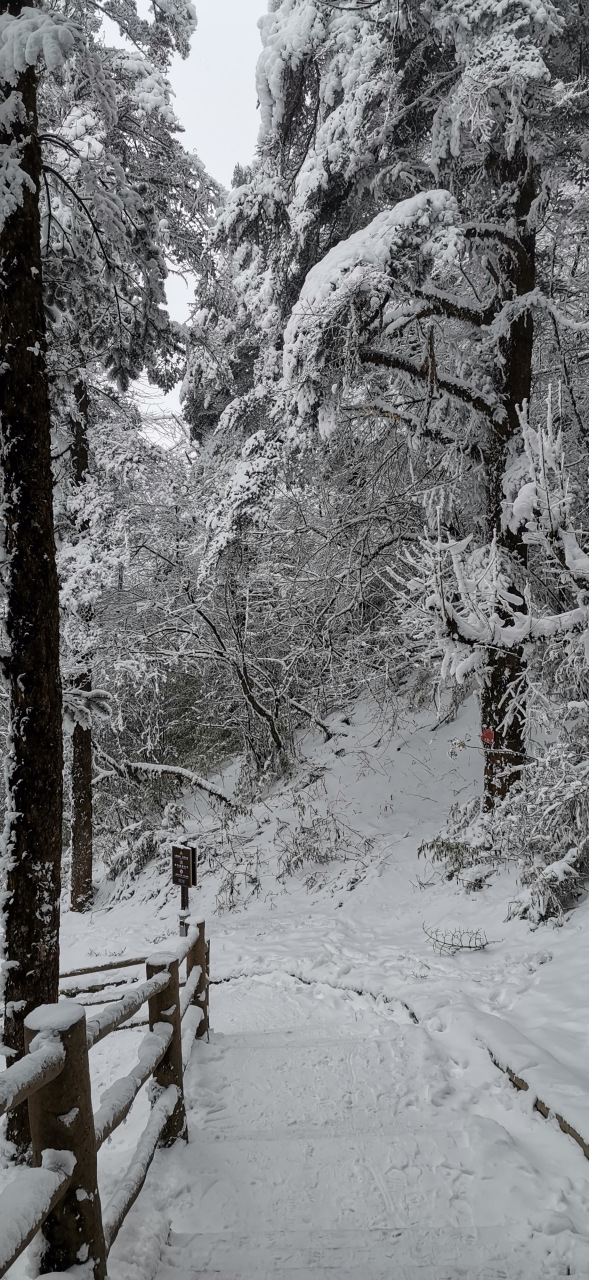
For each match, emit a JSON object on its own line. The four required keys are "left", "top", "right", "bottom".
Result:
{"left": 480, "top": 647, "right": 526, "bottom": 806}
{"left": 0, "top": 53, "right": 63, "bottom": 1153}
{"left": 25, "top": 1004, "right": 107, "bottom": 1278}
{"left": 481, "top": 150, "right": 536, "bottom": 804}
{"left": 70, "top": 690, "right": 93, "bottom": 911}
{"left": 70, "top": 382, "right": 94, "bottom": 912}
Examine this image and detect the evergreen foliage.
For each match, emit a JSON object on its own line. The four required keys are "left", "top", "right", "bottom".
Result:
{"left": 3, "top": 0, "right": 589, "bottom": 1093}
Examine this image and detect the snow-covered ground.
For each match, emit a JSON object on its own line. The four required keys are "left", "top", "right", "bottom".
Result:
{"left": 4, "top": 696, "right": 589, "bottom": 1276}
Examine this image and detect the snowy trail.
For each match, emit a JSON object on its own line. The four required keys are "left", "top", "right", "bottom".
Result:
{"left": 35, "top": 701, "right": 589, "bottom": 1279}
{"left": 129, "top": 971, "right": 589, "bottom": 1280}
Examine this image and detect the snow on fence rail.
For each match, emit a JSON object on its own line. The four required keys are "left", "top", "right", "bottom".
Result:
{"left": 0, "top": 919, "right": 209, "bottom": 1280}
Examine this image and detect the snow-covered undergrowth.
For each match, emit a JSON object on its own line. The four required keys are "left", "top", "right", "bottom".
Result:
{"left": 4, "top": 695, "right": 589, "bottom": 1276}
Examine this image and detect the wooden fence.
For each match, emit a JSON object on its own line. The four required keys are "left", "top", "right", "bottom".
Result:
{"left": 0, "top": 919, "right": 209, "bottom": 1280}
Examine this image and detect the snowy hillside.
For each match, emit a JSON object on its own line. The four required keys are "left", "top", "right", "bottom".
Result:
{"left": 4, "top": 696, "right": 587, "bottom": 1277}
{"left": 60, "top": 693, "right": 589, "bottom": 1074}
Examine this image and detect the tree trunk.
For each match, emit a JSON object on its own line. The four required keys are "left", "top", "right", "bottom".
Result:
{"left": 0, "top": 58, "right": 63, "bottom": 1154}
{"left": 481, "top": 149, "right": 536, "bottom": 805}
{"left": 480, "top": 647, "right": 526, "bottom": 807}
{"left": 70, "top": 682, "right": 94, "bottom": 911}
{"left": 69, "top": 381, "right": 94, "bottom": 912}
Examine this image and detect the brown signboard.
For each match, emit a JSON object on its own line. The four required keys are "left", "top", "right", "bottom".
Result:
{"left": 172, "top": 845, "right": 197, "bottom": 888}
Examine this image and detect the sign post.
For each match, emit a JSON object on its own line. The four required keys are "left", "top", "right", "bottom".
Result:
{"left": 171, "top": 845, "right": 197, "bottom": 936}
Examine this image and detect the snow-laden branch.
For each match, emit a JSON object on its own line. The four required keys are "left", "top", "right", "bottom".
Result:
{"left": 440, "top": 591, "right": 589, "bottom": 649}
{"left": 283, "top": 190, "right": 461, "bottom": 413}
{"left": 0, "top": 9, "right": 78, "bottom": 85}
{"left": 489, "top": 291, "right": 589, "bottom": 342}
{"left": 505, "top": 393, "right": 589, "bottom": 583}
{"left": 93, "top": 744, "right": 235, "bottom": 809}
{"left": 124, "top": 761, "right": 235, "bottom": 809}
{"left": 359, "top": 347, "right": 505, "bottom": 423}
{"left": 62, "top": 685, "right": 112, "bottom": 732}
{"left": 397, "top": 387, "right": 589, "bottom": 687}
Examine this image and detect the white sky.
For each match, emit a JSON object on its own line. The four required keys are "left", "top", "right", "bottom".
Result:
{"left": 174, "top": 0, "right": 264, "bottom": 187}
{"left": 144, "top": 0, "right": 265, "bottom": 426}
{"left": 163, "top": 0, "right": 264, "bottom": 327}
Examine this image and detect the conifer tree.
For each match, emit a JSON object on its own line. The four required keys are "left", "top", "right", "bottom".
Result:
{"left": 188, "top": 0, "right": 589, "bottom": 808}
{"left": 41, "top": 7, "right": 217, "bottom": 909}
{"left": 277, "top": 0, "right": 589, "bottom": 804}
{"left": 0, "top": 0, "right": 213, "bottom": 1151}
{"left": 0, "top": 0, "right": 66, "bottom": 1153}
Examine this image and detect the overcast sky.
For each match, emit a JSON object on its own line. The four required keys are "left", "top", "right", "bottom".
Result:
{"left": 144, "top": 0, "right": 265, "bottom": 424}
{"left": 174, "top": 0, "right": 264, "bottom": 187}
{"left": 161, "top": 0, "right": 264, "bottom": 327}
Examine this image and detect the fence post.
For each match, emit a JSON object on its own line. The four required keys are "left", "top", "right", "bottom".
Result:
{"left": 187, "top": 920, "right": 209, "bottom": 1040}
{"left": 146, "top": 953, "right": 187, "bottom": 1145}
{"left": 204, "top": 939, "right": 210, "bottom": 1038}
{"left": 24, "top": 1001, "right": 107, "bottom": 1280}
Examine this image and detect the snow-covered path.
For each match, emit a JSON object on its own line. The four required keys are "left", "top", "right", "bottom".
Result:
{"left": 27, "top": 699, "right": 589, "bottom": 1280}
{"left": 139, "top": 971, "right": 589, "bottom": 1280}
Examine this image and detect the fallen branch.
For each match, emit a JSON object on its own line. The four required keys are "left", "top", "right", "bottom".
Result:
{"left": 289, "top": 699, "right": 347, "bottom": 742}
{"left": 423, "top": 923, "right": 497, "bottom": 955}
{"left": 93, "top": 743, "right": 235, "bottom": 809}
{"left": 125, "top": 761, "right": 235, "bottom": 809}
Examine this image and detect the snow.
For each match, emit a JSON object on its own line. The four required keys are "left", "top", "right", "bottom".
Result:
{"left": 428, "top": 0, "right": 562, "bottom": 160}
{"left": 472, "top": 1009, "right": 589, "bottom": 1148}
{"left": 94, "top": 1023, "right": 173, "bottom": 1149}
{"left": 181, "top": 1006, "right": 203, "bottom": 1069}
{"left": 124, "top": 954, "right": 589, "bottom": 1275}
{"left": 0, "top": 137, "right": 35, "bottom": 238}
{"left": 285, "top": 191, "right": 459, "bottom": 335}
{"left": 559, "top": 530, "right": 589, "bottom": 582}
{"left": 256, "top": 1, "right": 328, "bottom": 139}
{"left": 145, "top": 951, "right": 177, "bottom": 970}
{"left": 283, "top": 191, "right": 461, "bottom": 410}
{"left": 203, "top": 430, "right": 282, "bottom": 572}
{"left": 5, "top": 698, "right": 589, "bottom": 1276}
{"left": 179, "top": 965, "right": 201, "bottom": 1019}
{"left": 86, "top": 970, "right": 171, "bottom": 1048}
{"left": 0, "top": 1034, "right": 65, "bottom": 1117}
{"left": 0, "top": 1155, "right": 73, "bottom": 1274}
{"left": 102, "top": 1084, "right": 179, "bottom": 1252}
{"left": 0, "top": 9, "right": 76, "bottom": 85}
{"left": 26, "top": 999, "right": 85, "bottom": 1035}
{"left": 176, "top": 923, "right": 202, "bottom": 965}
{"left": 111, "top": 54, "right": 176, "bottom": 124}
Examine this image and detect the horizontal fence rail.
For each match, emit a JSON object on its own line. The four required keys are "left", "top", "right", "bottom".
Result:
{"left": 0, "top": 1040, "right": 66, "bottom": 1120}
{"left": 0, "top": 919, "right": 209, "bottom": 1280}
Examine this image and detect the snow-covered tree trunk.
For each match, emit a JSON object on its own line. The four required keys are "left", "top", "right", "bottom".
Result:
{"left": 480, "top": 151, "right": 536, "bottom": 803}
{"left": 0, "top": 50, "right": 63, "bottom": 1152}
{"left": 69, "top": 381, "right": 94, "bottom": 911}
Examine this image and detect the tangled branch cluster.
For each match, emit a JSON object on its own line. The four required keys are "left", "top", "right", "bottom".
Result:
{"left": 423, "top": 924, "right": 493, "bottom": 955}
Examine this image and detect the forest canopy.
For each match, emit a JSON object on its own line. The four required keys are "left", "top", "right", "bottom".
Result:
{"left": 2, "top": 0, "right": 589, "bottom": 1152}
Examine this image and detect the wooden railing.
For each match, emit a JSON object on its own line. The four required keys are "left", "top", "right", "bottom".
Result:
{"left": 0, "top": 919, "right": 209, "bottom": 1280}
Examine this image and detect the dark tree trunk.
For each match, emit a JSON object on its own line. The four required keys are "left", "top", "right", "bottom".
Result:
{"left": 70, "top": 684, "right": 94, "bottom": 911}
{"left": 480, "top": 647, "right": 526, "bottom": 806}
{"left": 69, "top": 382, "right": 94, "bottom": 912}
{"left": 0, "top": 57, "right": 63, "bottom": 1153}
{"left": 480, "top": 151, "right": 536, "bottom": 805}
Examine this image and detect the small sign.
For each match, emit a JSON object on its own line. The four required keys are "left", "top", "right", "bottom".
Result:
{"left": 481, "top": 727, "right": 495, "bottom": 748}
{"left": 172, "top": 845, "right": 197, "bottom": 888}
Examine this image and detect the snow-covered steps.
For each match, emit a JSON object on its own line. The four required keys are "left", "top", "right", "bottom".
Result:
{"left": 144, "top": 971, "right": 589, "bottom": 1280}
{"left": 473, "top": 1010, "right": 589, "bottom": 1157}
{"left": 157, "top": 1223, "right": 529, "bottom": 1278}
